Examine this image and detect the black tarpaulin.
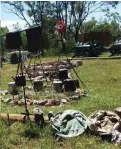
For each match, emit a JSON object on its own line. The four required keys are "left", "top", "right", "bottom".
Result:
{"left": 6, "top": 32, "right": 22, "bottom": 49}
{"left": 26, "top": 26, "right": 42, "bottom": 53}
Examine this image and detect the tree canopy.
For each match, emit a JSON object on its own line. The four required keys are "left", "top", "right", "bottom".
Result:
{"left": 0, "top": 27, "right": 9, "bottom": 56}
{"left": 1, "top": 1, "right": 121, "bottom": 56}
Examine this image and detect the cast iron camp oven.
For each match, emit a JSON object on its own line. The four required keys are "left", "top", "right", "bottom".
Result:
{"left": 64, "top": 79, "right": 77, "bottom": 92}
{"left": 59, "top": 69, "right": 68, "bottom": 80}
{"left": 13, "top": 76, "right": 26, "bottom": 87}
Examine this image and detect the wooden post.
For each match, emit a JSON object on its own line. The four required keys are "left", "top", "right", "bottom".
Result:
{"left": 0, "top": 113, "right": 48, "bottom": 122}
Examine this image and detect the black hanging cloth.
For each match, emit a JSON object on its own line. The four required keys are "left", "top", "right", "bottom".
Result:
{"left": 6, "top": 31, "right": 22, "bottom": 49}
{"left": 26, "top": 26, "right": 42, "bottom": 53}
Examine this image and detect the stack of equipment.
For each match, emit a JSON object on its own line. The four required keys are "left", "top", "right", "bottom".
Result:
{"left": 64, "top": 79, "right": 76, "bottom": 92}
{"left": 59, "top": 69, "right": 68, "bottom": 80}
{"left": 53, "top": 80, "right": 63, "bottom": 93}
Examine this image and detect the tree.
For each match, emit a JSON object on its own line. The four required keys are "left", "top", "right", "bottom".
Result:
{"left": 83, "top": 13, "right": 121, "bottom": 43}
{"left": 12, "top": 22, "right": 22, "bottom": 31}
{"left": 0, "top": 27, "right": 9, "bottom": 57}
{"left": 82, "top": 18, "right": 97, "bottom": 33}
{"left": 105, "top": 12, "right": 121, "bottom": 41}
{"left": 2, "top": 1, "right": 120, "bottom": 54}
{"left": 68, "top": 2, "right": 119, "bottom": 42}
{"left": 2, "top": 1, "right": 52, "bottom": 56}
{"left": 12, "top": 22, "right": 28, "bottom": 50}
{"left": 54, "top": 1, "right": 119, "bottom": 42}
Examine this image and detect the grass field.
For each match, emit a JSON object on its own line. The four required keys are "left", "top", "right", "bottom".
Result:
{"left": 0, "top": 57, "right": 121, "bottom": 149}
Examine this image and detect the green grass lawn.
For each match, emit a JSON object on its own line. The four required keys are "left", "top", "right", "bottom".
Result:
{"left": 99, "top": 51, "right": 111, "bottom": 57}
{"left": 0, "top": 57, "right": 121, "bottom": 149}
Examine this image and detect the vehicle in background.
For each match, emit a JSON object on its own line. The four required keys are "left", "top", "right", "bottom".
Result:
{"left": 72, "top": 40, "right": 102, "bottom": 57}
{"left": 110, "top": 41, "right": 121, "bottom": 55}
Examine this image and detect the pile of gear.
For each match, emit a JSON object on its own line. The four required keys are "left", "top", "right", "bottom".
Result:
{"left": 1, "top": 59, "right": 86, "bottom": 108}
{"left": 25, "top": 60, "right": 82, "bottom": 81}
{"left": 30, "top": 108, "right": 121, "bottom": 145}
{"left": 48, "top": 109, "right": 121, "bottom": 145}
{"left": 19, "top": 59, "right": 83, "bottom": 93}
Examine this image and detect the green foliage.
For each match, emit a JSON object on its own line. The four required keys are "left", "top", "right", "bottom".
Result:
{"left": 82, "top": 19, "right": 97, "bottom": 33}
{"left": 3, "top": 1, "right": 120, "bottom": 53}
{"left": 44, "top": 48, "right": 59, "bottom": 56}
{"left": 12, "top": 22, "right": 21, "bottom": 31}
{"left": 0, "top": 27, "right": 9, "bottom": 56}
{"left": 12, "top": 22, "right": 28, "bottom": 51}
{"left": 24, "top": 123, "right": 40, "bottom": 138}
{"left": 83, "top": 13, "right": 121, "bottom": 43}
{"left": 0, "top": 27, "right": 9, "bottom": 34}
{"left": 21, "top": 32, "right": 28, "bottom": 50}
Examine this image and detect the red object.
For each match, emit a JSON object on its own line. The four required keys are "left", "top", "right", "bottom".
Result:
{"left": 56, "top": 19, "right": 66, "bottom": 33}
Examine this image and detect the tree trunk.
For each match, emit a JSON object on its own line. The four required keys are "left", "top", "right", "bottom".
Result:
{"left": 41, "top": 30, "right": 44, "bottom": 56}
{"left": 75, "top": 30, "right": 79, "bottom": 42}
{"left": 0, "top": 37, "right": 4, "bottom": 57}
{"left": 40, "top": 14, "right": 44, "bottom": 56}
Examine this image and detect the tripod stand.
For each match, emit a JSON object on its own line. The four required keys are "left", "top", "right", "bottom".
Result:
{"left": 13, "top": 49, "right": 33, "bottom": 121}
{"left": 27, "top": 53, "right": 49, "bottom": 88}
{"left": 58, "top": 34, "right": 89, "bottom": 93}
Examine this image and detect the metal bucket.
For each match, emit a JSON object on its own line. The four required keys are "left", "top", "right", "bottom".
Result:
{"left": 33, "top": 80, "right": 43, "bottom": 92}
{"left": 53, "top": 80, "right": 63, "bottom": 93}
{"left": 59, "top": 69, "right": 68, "bottom": 80}
{"left": 8, "top": 82, "right": 18, "bottom": 95}
{"left": 64, "top": 79, "right": 76, "bottom": 92}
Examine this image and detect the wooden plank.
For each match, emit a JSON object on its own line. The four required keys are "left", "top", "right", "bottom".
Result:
{"left": 68, "top": 56, "right": 121, "bottom": 60}
{"left": 0, "top": 113, "right": 48, "bottom": 122}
